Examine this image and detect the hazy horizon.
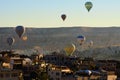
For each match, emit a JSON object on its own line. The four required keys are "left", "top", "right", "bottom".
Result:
{"left": 0, "top": 26, "right": 120, "bottom": 29}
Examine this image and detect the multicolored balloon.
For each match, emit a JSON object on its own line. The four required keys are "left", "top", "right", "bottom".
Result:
{"left": 15, "top": 25, "right": 25, "bottom": 38}
{"left": 85, "top": 1, "right": 93, "bottom": 12}
{"left": 77, "top": 35, "right": 86, "bottom": 45}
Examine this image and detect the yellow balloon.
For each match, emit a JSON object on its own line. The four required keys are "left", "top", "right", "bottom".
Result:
{"left": 64, "top": 43, "right": 76, "bottom": 56}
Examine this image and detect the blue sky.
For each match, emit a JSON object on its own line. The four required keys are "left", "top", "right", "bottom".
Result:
{"left": 0, "top": 0, "right": 120, "bottom": 28}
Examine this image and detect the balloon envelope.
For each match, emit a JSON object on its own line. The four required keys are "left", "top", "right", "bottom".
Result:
{"left": 85, "top": 1, "right": 93, "bottom": 12}
{"left": 15, "top": 25, "right": 25, "bottom": 38}
{"left": 77, "top": 35, "right": 86, "bottom": 45}
{"left": 7, "top": 37, "right": 15, "bottom": 46}
{"left": 89, "top": 40, "right": 93, "bottom": 47}
{"left": 64, "top": 43, "right": 76, "bottom": 56}
{"left": 22, "top": 36, "right": 27, "bottom": 41}
{"left": 61, "top": 14, "right": 66, "bottom": 21}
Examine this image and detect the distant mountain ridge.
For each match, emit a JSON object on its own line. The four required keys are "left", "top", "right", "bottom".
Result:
{"left": 0, "top": 26, "right": 120, "bottom": 50}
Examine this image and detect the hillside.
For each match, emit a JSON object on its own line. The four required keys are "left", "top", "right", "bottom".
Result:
{"left": 0, "top": 27, "right": 120, "bottom": 60}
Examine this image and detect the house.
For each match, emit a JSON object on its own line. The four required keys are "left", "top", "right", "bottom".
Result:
{"left": 47, "top": 64, "right": 75, "bottom": 80}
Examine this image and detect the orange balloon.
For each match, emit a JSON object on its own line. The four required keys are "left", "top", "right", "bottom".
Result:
{"left": 22, "top": 36, "right": 27, "bottom": 41}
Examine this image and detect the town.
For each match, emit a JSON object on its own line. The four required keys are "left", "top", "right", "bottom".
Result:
{"left": 0, "top": 50, "right": 119, "bottom": 80}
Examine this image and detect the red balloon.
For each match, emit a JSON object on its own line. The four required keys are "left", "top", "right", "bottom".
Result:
{"left": 61, "top": 14, "right": 66, "bottom": 21}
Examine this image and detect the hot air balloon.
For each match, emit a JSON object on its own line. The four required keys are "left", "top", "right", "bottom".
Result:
{"left": 61, "top": 14, "right": 66, "bottom": 21}
{"left": 22, "top": 36, "right": 27, "bottom": 41}
{"left": 85, "top": 1, "right": 93, "bottom": 12}
{"left": 77, "top": 35, "right": 86, "bottom": 45}
{"left": 88, "top": 40, "right": 93, "bottom": 47}
{"left": 7, "top": 37, "right": 15, "bottom": 46}
{"left": 15, "top": 25, "right": 25, "bottom": 38}
{"left": 64, "top": 43, "right": 76, "bottom": 56}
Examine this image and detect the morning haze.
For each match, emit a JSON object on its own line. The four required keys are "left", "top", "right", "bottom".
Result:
{"left": 0, "top": 26, "right": 120, "bottom": 60}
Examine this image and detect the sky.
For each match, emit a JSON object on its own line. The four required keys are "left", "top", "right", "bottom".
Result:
{"left": 0, "top": 0, "right": 120, "bottom": 28}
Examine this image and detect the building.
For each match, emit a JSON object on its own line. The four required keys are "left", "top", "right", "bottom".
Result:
{"left": 0, "top": 59, "right": 23, "bottom": 80}
{"left": 0, "top": 69, "right": 23, "bottom": 80}
{"left": 100, "top": 71, "right": 117, "bottom": 80}
{"left": 97, "top": 60, "right": 117, "bottom": 71}
{"left": 47, "top": 64, "right": 75, "bottom": 80}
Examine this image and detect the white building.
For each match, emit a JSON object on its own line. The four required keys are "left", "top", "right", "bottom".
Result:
{"left": 47, "top": 64, "right": 75, "bottom": 80}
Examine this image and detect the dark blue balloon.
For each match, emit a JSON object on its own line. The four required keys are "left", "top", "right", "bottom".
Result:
{"left": 15, "top": 25, "right": 25, "bottom": 38}
{"left": 77, "top": 35, "right": 84, "bottom": 38}
{"left": 7, "top": 37, "right": 15, "bottom": 46}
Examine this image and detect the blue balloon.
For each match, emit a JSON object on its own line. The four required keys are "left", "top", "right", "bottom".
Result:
{"left": 77, "top": 35, "right": 86, "bottom": 45}
{"left": 7, "top": 37, "right": 15, "bottom": 46}
{"left": 77, "top": 35, "right": 84, "bottom": 38}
